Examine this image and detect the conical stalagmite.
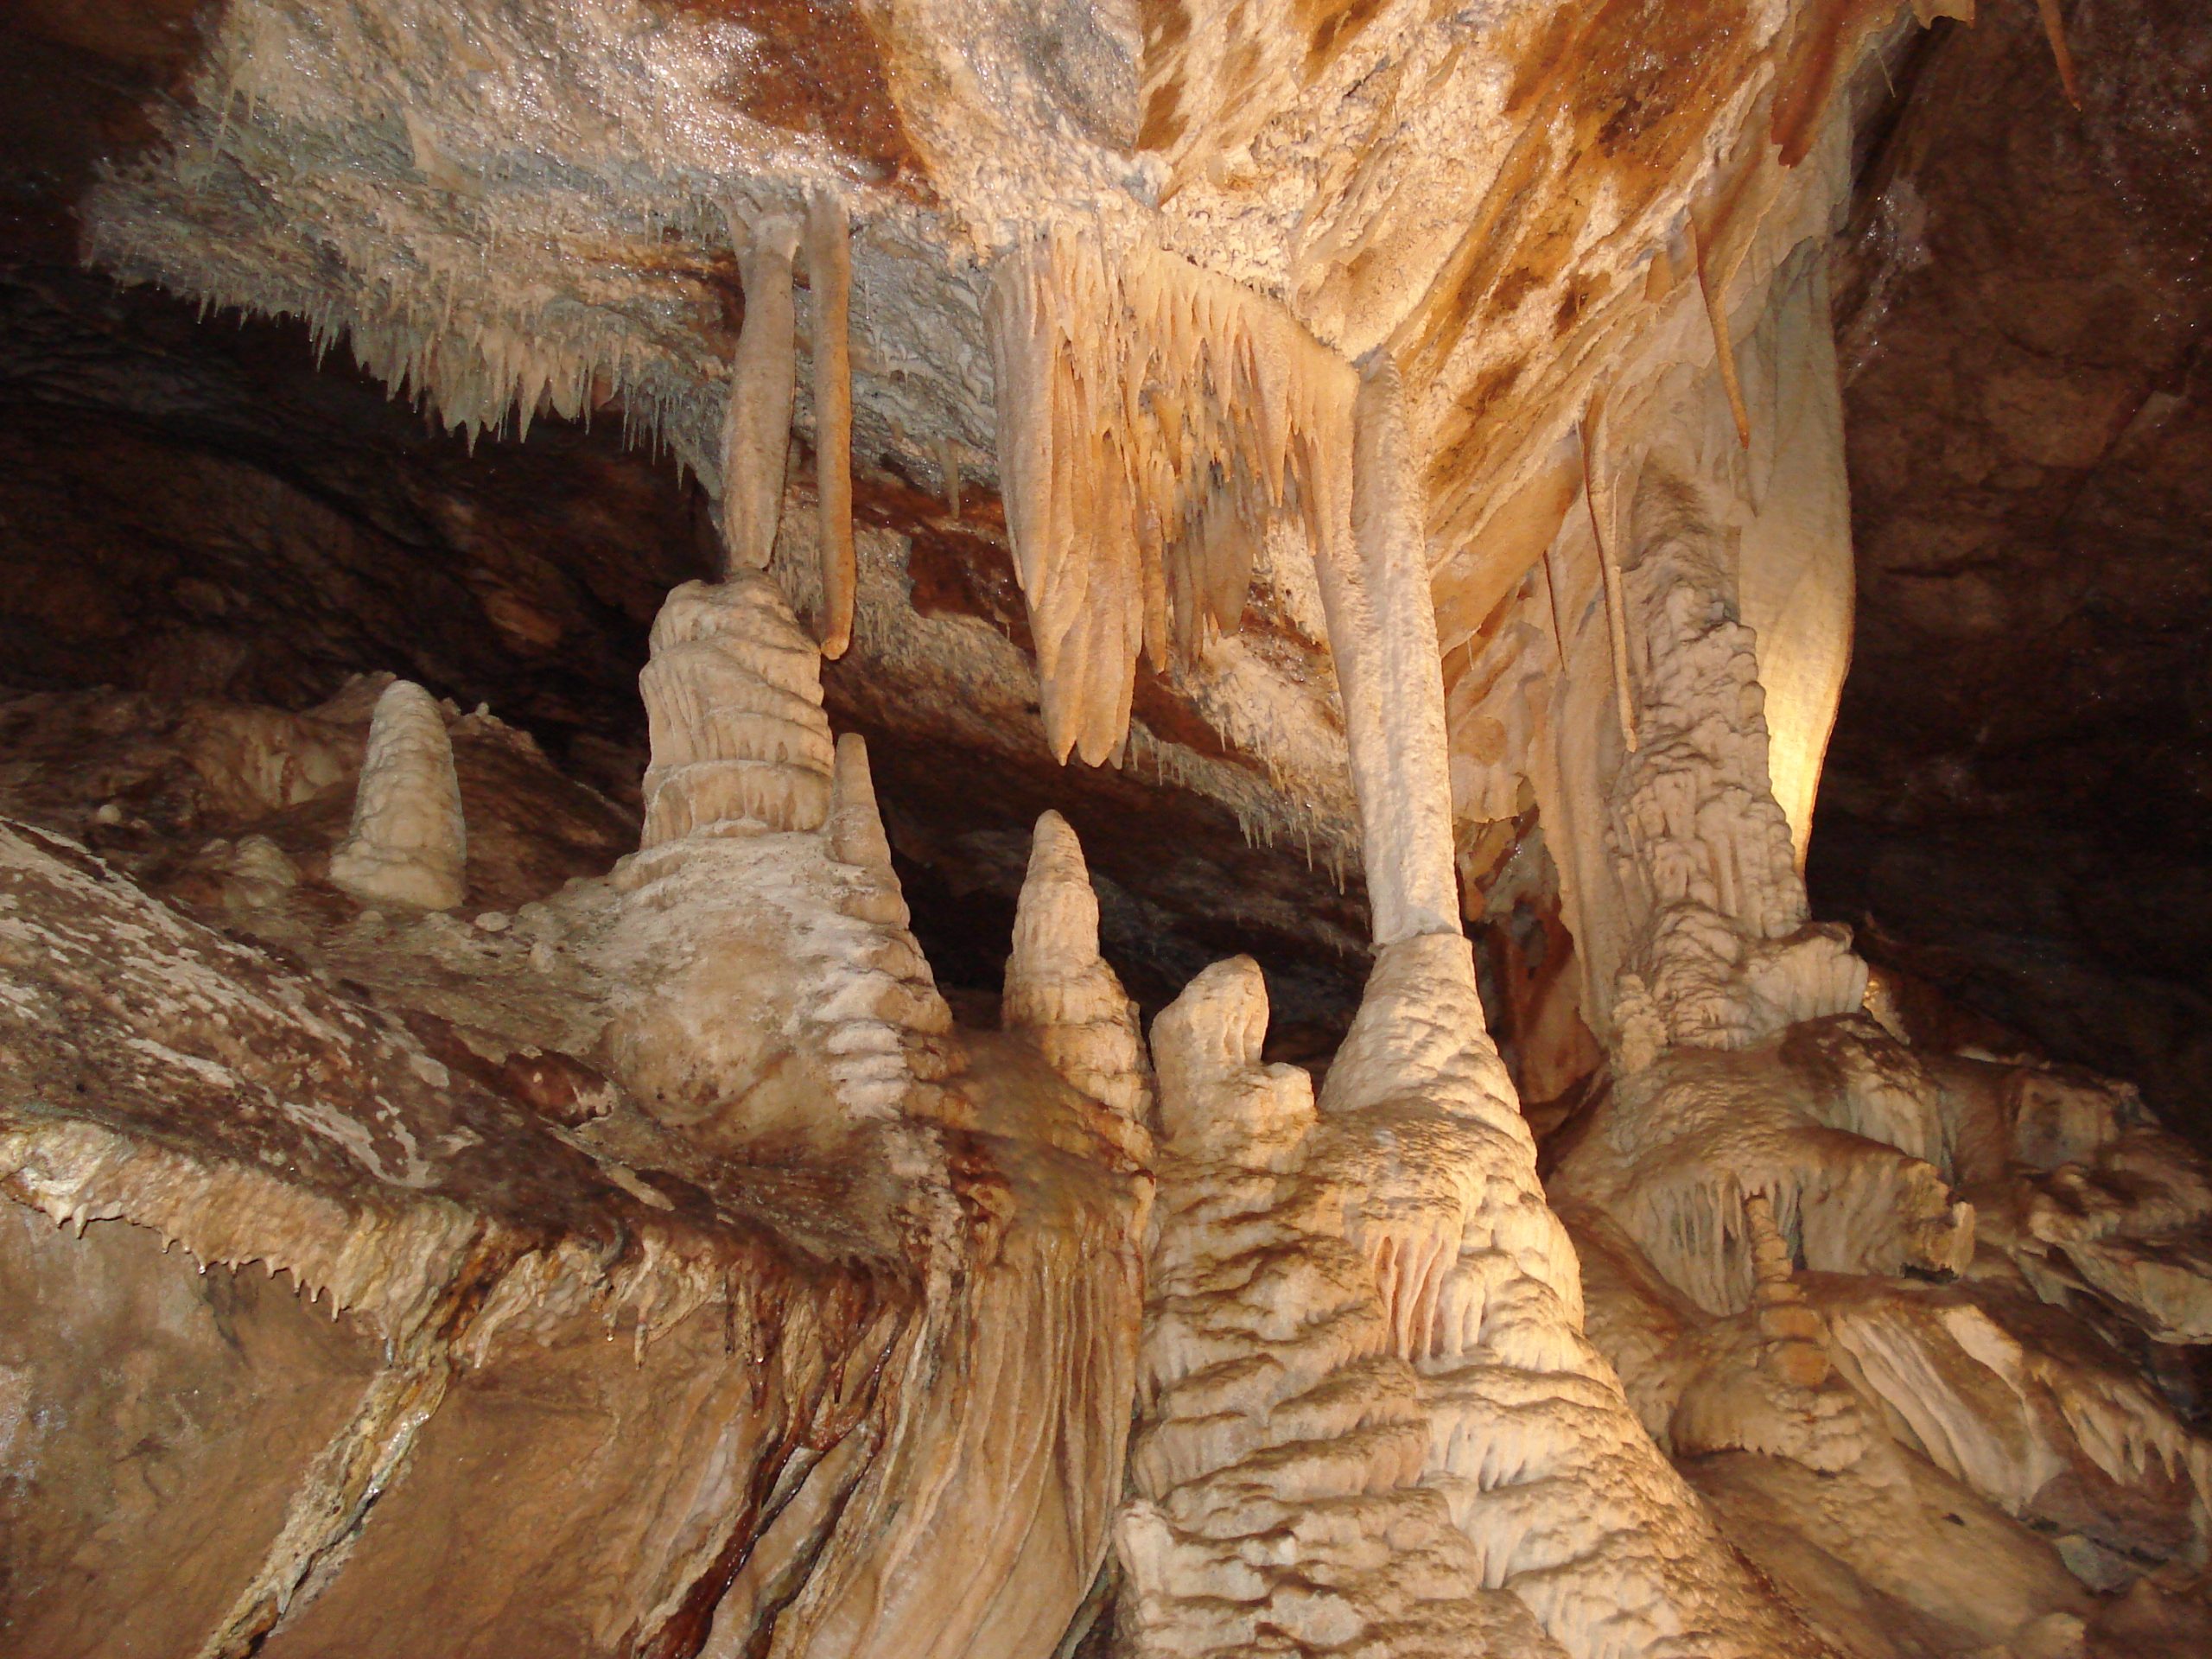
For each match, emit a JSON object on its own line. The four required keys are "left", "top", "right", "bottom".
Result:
{"left": 1001, "top": 810, "right": 1150, "bottom": 1124}
{"left": 327, "top": 679, "right": 467, "bottom": 911}
{"left": 720, "top": 212, "right": 801, "bottom": 573}
{"left": 827, "top": 732, "right": 893, "bottom": 871}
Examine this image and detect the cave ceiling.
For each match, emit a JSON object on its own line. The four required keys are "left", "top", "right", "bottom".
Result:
{"left": 6, "top": 0, "right": 2202, "bottom": 1104}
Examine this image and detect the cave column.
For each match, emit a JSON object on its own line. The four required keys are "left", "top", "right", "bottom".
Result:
{"left": 1308, "top": 351, "right": 1461, "bottom": 946}
{"left": 1141, "top": 346, "right": 1838, "bottom": 1659}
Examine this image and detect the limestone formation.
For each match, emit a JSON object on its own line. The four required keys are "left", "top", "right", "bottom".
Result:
{"left": 986, "top": 229, "right": 1357, "bottom": 766}
{"left": 1601, "top": 461, "right": 1866, "bottom": 1065}
{"left": 616, "top": 573, "right": 956, "bottom": 1142}
{"left": 0, "top": 813, "right": 1146, "bottom": 1659}
{"left": 1001, "top": 810, "right": 1150, "bottom": 1133}
{"left": 327, "top": 679, "right": 466, "bottom": 911}
{"left": 601, "top": 570, "right": 1143, "bottom": 1658}
{"left": 1123, "top": 955, "right": 1565, "bottom": 1659}
{"left": 807, "top": 189, "right": 856, "bottom": 661}
{"left": 721, "top": 213, "right": 802, "bottom": 574}
{"left": 1201, "top": 333, "right": 1834, "bottom": 1656}
{"left": 12, "top": 4, "right": 2212, "bottom": 1658}
{"left": 636, "top": 574, "right": 836, "bottom": 849}
{"left": 827, "top": 731, "right": 893, "bottom": 873}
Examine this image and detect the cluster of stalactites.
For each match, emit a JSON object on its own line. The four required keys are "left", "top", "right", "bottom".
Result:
{"left": 719, "top": 193, "right": 855, "bottom": 659}
{"left": 637, "top": 574, "right": 837, "bottom": 847}
{"left": 986, "top": 227, "right": 1357, "bottom": 766}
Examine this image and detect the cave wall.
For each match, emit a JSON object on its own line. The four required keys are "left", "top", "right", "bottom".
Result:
{"left": 1816, "top": 0, "right": 2212, "bottom": 1143}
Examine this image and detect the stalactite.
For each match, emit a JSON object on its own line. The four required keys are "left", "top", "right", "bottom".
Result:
{"left": 2033, "top": 0, "right": 2084, "bottom": 108}
{"left": 938, "top": 436, "right": 962, "bottom": 518}
{"left": 807, "top": 190, "right": 855, "bottom": 659}
{"left": 1542, "top": 537, "right": 1573, "bottom": 668}
{"left": 721, "top": 212, "right": 802, "bottom": 574}
{"left": 1321, "top": 348, "right": 1460, "bottom": 945}
{"left": 1688, "top": 215, "right": 1754, "bottom": 450}
{"left": 985, "top": 229, "right": 1356, "bottom": 766}
{"left": 1580, "top": 391, "right": 1642, "bottom": 756}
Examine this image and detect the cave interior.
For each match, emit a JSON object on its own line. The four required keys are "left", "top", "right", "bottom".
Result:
{"left": 2, "top": 3, "right": 2210, "bottom": 1657}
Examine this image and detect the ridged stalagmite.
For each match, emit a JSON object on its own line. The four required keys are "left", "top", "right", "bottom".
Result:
{"left": 327, "top": 679, "right": 466, "bottom": 911}
{"left": 1120, "top": 955, "right": 1564, "bottom": 1659}
{"left": 636, "top": 574, "right": 836, "bottom": 848}
{"left": 1001, "top": 810, "right": 1150, "bottom": 1123}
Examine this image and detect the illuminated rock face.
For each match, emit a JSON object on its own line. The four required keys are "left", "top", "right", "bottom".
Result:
{"left": 1123, "top": 954, "right": 1568, "bottom": 1659}
{"left": 3, "top": 3, "right": 2212, "bottom": 1659}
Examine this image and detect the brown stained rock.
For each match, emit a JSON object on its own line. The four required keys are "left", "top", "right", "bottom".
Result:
{"left": 0, "top": 816, "right": 747, "bottom": 1277}
{"left": 0, "top": 1208, "right": 384, "bottom": 1659}
{"left": 648, "top": 0, "right": 931, "bottom": 195}
{"left": 0, "top": 804, "right": 1148, "bottom": 1659}
{"left": 253, "top": 1290, "right": 884, "bottom": 1659}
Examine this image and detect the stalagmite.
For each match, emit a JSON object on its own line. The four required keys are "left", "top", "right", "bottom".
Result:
{"left": 614, "top": 571, "right": 956, "bottom": 1139}
{"left": 327, "top": 679, "right": 467, "bottom": 911}
{"left": 1252, "top": 344, "right": 1832, "bottom": 1657}
{"left": 807, "top": 189, "right": 855, "bottom": 659}
{"left": 827, "top": 731, "right": 893, "bottom": 871}
{"left": 635, "top": 573, "right": 836, "bottom": 847}
{"left": 1001, "top": 810, "right": 1150, "bottom": 1126}
{"left": 1582, "top": 455, "right": 1867, "bottom": 1065}
{"left": 720, "top": 212, "right": 801, "bottom": 573}
{"left": 1744, "top": 1190, "right": 1831, "bottom": 1389}
{"left": 1122, "top": 955, "right": 1565, "bottom": 1659}
{"left": 36, "top": 4, "right": 2212, "bottom": 1654}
